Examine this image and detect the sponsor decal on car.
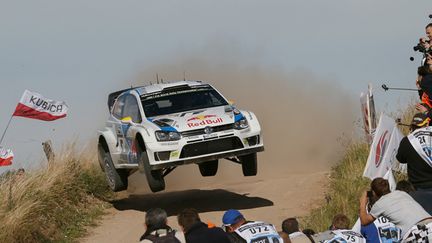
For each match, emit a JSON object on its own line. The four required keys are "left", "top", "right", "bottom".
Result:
{"left": 187, "top": 115, "right": 223, "bottom": 128}
{"left": 170, "top": 151, "right": 180, "bottom": 159}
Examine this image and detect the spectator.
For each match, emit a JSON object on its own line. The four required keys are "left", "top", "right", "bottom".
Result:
{"left": 177, "top": 208, "right": 230, "bottom": 243}
{"left": 222, "top": 209, "right": 283, "bottom": 243}
{"left": 281, "top": 218, "right": 311, "bottom": 243}
{"left": 312, "top": 214, "right": 364, "bottom": 242}
{"left": 419, "top": 23, "right": 432, "bottom": 50}
{"left": 331, "top": 214, "right": 349, "bottom": 230}
{"left": 397, "top": 180, "right": 432, "bottom": 215}
{"left": 139, "top": 208, "right": 185, "bottom": 243}
{"left": 396, "top": 112, "right": 432, "bottom": 190}
{"left": 301, "top": 229, "right": 315, "bottom": 242}
{"left": 361, "top": 216, "right": 401, "bottom": 243}
{"left": 359, "top": 178, "right": 431, "bottom": 238}
{"left": 278, "top": 231, "right": 291, "bottom": 243}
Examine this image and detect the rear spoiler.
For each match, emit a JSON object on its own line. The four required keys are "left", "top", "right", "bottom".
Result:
{"left": 107, "top": 88, "right": 134, "bottom": 111}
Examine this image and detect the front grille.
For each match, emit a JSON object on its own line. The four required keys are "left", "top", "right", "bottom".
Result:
{"left": 154, "top": 151, "right": 171, "bottom": 161}
{"left": 181, "top": 123, "right": 234, "bottom": 137}
{"left": 180, "top": 137, "right": 243, "bottom": 158}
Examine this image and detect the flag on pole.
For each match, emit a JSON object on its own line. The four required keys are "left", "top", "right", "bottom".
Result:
{"left": 13, "top": 90, "right": 68, "bottom": 121}
{"left": 360, "top": 84, "right": 377, "bottom": 144}
{"left": 363, "top": 114, "right": 402, "bottom": 179}
{"left": 0, "top": 147, "right": 13, "bottom": 166}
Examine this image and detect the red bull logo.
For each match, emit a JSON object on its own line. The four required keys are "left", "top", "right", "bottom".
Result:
{"left": 187, "top": 115, "right": 223, "bottom": 128}
{"left": 187, "top": 115, "right": 217, "bottom": 122}
{"left": 375, "top": 130, "right": 389, "bottom": 167}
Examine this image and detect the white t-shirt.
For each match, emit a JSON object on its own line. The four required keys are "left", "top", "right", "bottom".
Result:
{"left": 235, "top": 221, "right": 283, "bottom": 243}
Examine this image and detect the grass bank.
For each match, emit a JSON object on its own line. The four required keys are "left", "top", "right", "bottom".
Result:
{"left": 302, "top": 105, "right": 415, "bottom": 231}
{"left": 0, "top": 146, "right": 113, "bottom": 243}
{"left": 301, "top": 141, "right": 370, "bottom": 231}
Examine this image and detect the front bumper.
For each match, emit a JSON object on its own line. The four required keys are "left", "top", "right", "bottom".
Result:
{"left": 116, "top": 128, "right": 264, "bottom": 170}
{"left": 150, "top": 145, "right": 264, "bottom": 170}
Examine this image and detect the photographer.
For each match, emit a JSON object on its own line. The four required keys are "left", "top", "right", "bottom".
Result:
{"left": 417, "top": 23, "right": 432, "bottom": 50}
{"left": 359, "top": 178, "right": 431, "bottom": 239}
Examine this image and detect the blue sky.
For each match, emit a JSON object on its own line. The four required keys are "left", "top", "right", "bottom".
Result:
{"left": 0, "top": 0, "right": 430, "bottom": 171}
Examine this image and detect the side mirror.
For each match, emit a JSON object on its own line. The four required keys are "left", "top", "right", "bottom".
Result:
{"left": 121, "top": 116, "right": 133, "bottom": 124}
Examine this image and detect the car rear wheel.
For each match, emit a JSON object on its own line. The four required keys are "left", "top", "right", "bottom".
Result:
{"left": 102, "top": 152, "right": 128, "bottom": 192}
{"left": 137, "top": 144, "right": 165, "bottom": 192}
{"left": 240, "top": 153, "right": 257, "bottom": 176}
{"left": 198, "top": 160, "right": 219, "bottom": 176}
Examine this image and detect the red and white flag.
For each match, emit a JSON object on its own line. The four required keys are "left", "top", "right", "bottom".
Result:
{"left": 363, "top": 114, "right": 403, "bottom": 179}
{"left": 13, "top": 90, "right": 68, "bottom": 121}
{"left": 0, "top": 147, "right": 13, "bottom": 166}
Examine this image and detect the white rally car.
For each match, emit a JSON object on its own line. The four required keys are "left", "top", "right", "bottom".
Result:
{"left": 97, "top": 81, "right": 264, "bottom": 192}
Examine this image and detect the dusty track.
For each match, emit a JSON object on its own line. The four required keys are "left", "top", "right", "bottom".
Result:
{"left": 82, "top": 164, "right": 329, "bottom": 243}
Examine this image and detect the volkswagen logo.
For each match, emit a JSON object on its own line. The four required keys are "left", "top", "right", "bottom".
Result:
{"left": 204, "top": 126, "right": 213, "bottom": 135}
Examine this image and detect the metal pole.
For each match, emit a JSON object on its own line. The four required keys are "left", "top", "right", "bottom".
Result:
{"left": 0, "top": 115, "right": 13, "bottom": 145}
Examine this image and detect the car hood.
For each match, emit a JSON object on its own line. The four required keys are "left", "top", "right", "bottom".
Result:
{"left": 148, "top": 106, "right": 238, "bottom": 132}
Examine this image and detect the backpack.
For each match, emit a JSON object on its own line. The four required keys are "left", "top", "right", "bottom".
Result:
{"left": 143, "top": 230, "right": 181, "bottom": 243}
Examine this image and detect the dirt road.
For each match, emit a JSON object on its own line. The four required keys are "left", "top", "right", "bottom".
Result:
{"left": 82, "top": 161, "right": 329, "bottom": 243}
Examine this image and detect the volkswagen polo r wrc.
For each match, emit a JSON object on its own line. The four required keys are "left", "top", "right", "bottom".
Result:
{"left": 97, "top": 81, "right": 264, "bottom": 192}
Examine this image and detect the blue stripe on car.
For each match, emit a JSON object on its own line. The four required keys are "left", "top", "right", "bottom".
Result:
{"left": 160, "top": 126, "right": 177, "bottom": 132}
{"left": 149, "top": 118, "right": 178, "bottom": 132}
{"left": 235, "top": 113, "right": 244, "bottom": 122}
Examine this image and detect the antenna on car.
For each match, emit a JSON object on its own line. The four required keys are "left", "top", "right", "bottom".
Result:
{"left": 156, "top": 73, "right": 159, "bottom": 84}
{"left": 183, "top": 71, "right": 186, "bottom": 81}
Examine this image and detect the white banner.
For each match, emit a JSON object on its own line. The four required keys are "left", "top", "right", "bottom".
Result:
{"left": 363, "top": 114, "right": 402, "bottom": 179}
{"left": 13, "top": 90, "right": 68, "bottom": 121}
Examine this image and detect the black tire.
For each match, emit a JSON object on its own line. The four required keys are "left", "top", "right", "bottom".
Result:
{"left": 102, "top": 152, "right": 128, "bottom": 192}
{"left": 240, "top": 153, "right": 258, "bottom": 176}
{"left": 198, "top": 160, "right": 219, "bottom": 176}
{"left": 137, "top": 144, "right": 165, "bottom": 192}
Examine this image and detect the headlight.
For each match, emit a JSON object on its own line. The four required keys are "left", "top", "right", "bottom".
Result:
{"left": 155, "top": 131, "right": 181, "bottom": 141}
{"left": 234, "top": 117, "right": 249, "bottom": 130}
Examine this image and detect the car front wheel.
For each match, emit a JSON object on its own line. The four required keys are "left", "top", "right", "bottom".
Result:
{"left": 137, "top": 144, "right": 165, "bottom": 192}
{"left": 239, "top": 153, "right": 257, "bottom": 176}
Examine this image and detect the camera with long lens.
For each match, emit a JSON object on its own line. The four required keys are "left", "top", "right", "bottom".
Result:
{"left": 413, "top": 41, "right": 431, "bottom": 53}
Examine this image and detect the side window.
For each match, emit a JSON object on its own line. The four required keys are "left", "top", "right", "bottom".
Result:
{"left": 112, "top": 95, "right": 126, "bottom": 119}
{"left": 123, "top": 94, "right": 142, "bottom": 123}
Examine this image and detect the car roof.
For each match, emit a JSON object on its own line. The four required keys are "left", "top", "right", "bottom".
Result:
{"left": 107, "top": 80, "right": 208, "bottom": 110}
{"left": 134, "top": 80, "right": 206, "bottom": 96}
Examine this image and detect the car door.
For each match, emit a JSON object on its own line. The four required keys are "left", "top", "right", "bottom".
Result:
{"left": 110, "top": 95, "right": 127, "bottom": 163}
{"left": 121, "top": 94, "right": 142, "bottom": 164}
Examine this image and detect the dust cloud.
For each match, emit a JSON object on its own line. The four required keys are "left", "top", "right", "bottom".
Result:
{"left": 126, "top": 56, "right": 357, "bottom": 193}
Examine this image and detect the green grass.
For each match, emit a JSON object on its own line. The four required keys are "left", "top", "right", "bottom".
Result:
{"left": 301, "top": 142, "right": 370, "bottom": 231}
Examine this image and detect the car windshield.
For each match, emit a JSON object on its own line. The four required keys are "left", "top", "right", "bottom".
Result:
{"left": 141, "top": 86, "right": 228, "bottom": 117}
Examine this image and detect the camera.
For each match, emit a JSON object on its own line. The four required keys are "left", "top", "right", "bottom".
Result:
{"left": 413, "top": 40, "right": 432, "bottom": 54}
{"left": 413, "top": 43, "right": 430, "bottom": 53}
